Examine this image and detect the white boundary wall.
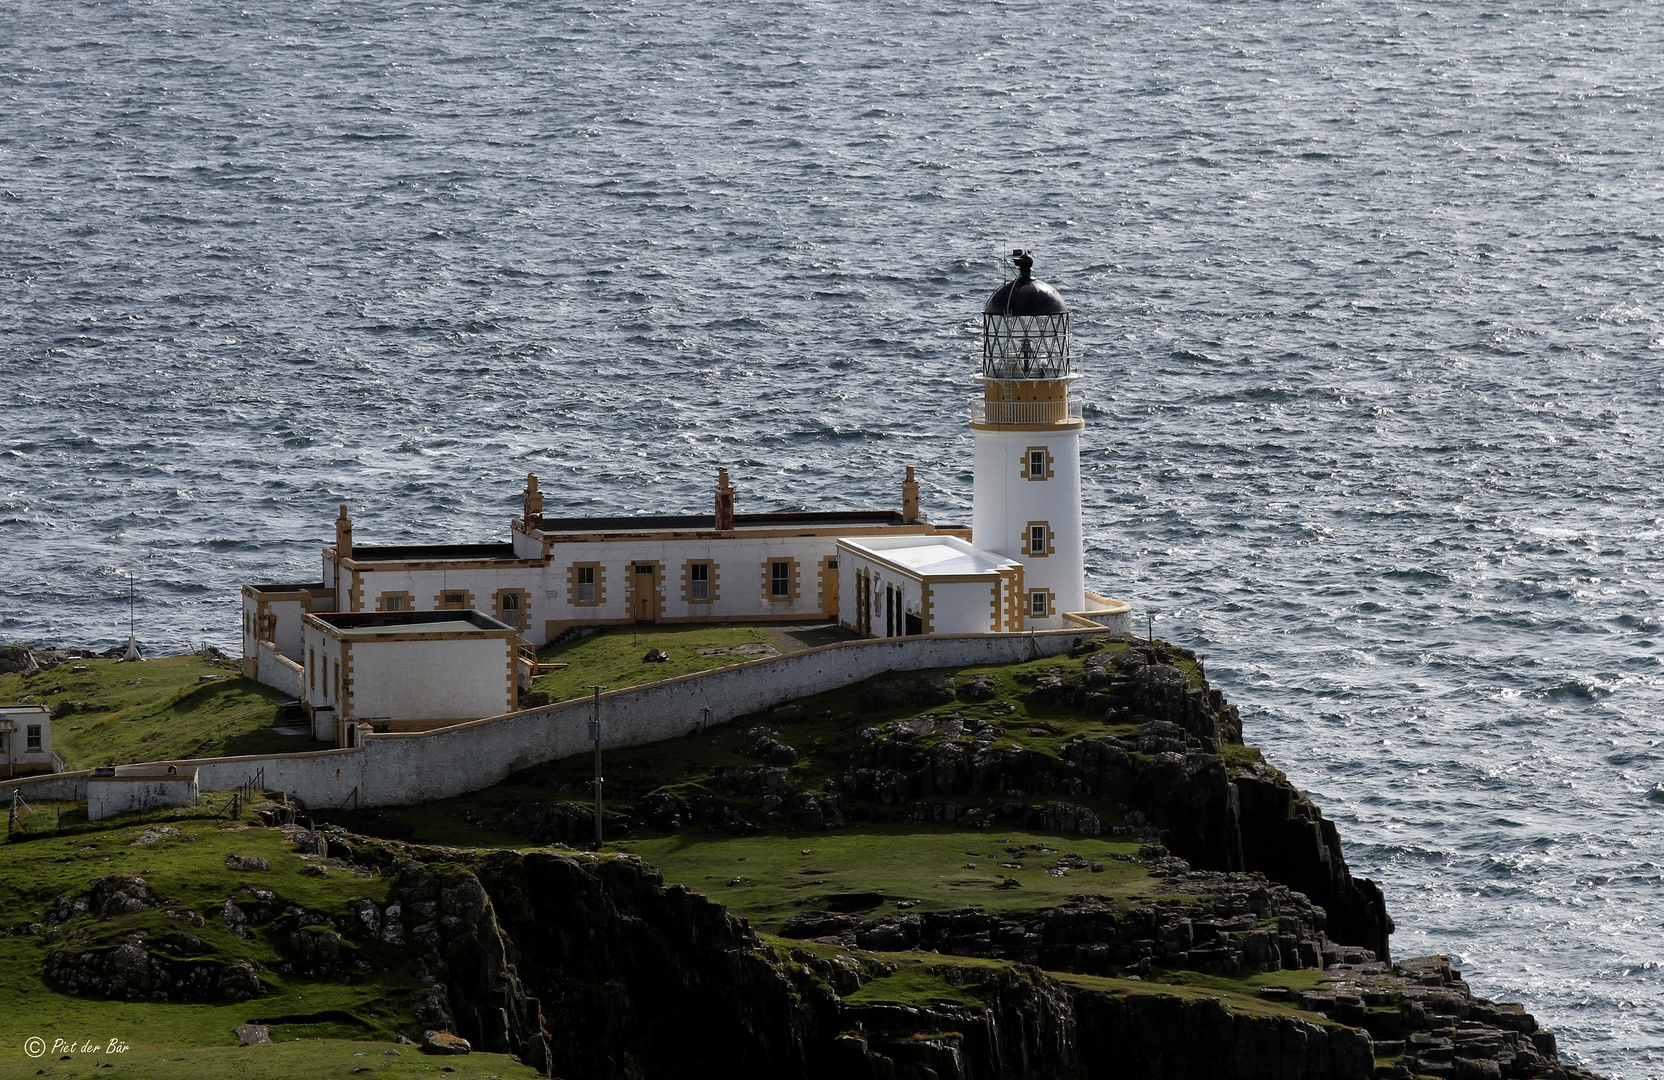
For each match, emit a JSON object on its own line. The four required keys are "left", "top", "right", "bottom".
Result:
{"left": 1, "top": 628, "right": 1097, "bottom": 812}
{"left": 256, "top": 640, "right": 303, "bottom": 699}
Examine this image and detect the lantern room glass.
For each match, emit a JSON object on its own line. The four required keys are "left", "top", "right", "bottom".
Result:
{"left": 981, "top": 312, "right": 1070, "bottom": 379}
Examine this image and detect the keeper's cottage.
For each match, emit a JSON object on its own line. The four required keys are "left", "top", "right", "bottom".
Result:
{"left": 241, "top": 253, "right": 1129, "bottom": 744}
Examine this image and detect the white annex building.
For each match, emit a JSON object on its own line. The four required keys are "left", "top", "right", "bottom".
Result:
{"left": 241, "top": 254, "right": 1129, "bottom": 742}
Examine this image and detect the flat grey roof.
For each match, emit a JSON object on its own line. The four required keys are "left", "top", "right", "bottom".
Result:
{"left": 535, "top": 509, "right": 909, "bottom": 534}
{"left": 246, "top": 582, "right": 327, "bottom": 594}
{"left": 310, "top": 610, "right": 514, "bottom": 633}
{"left": 348, "top": 543, "right": 518, "bottom": 562}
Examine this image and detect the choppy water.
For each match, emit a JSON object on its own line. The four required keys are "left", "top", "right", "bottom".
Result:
{"left": 3, "top": 1, "right": 1661, "bottom": 1072}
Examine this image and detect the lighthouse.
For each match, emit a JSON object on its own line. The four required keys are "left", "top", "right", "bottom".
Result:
{"left": 970, "top": 250, "right": 1086, "bottom": 629}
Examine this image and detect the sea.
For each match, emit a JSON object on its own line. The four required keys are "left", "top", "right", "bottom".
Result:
{"left": 1, "top": 0, "right": 1660, "bottom": 1073}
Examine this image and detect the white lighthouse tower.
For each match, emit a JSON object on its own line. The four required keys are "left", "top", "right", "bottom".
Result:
{"left": 971, "top": 250, "right": 1086, "bottom": 630}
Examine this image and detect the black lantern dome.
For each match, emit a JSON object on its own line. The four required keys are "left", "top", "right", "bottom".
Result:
{"left": 982, "top": 250, "right": 1070, "bottom": 379}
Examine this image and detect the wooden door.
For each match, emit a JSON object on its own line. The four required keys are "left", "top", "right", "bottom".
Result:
{"left": 634, "top": 563, "right": 660, "bottom": 624}
{"left": 822, "top": 558, "right": 840, "bottom": 622}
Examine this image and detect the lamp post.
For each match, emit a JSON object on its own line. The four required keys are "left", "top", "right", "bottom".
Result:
{"left": 586, "top": 685, "right": 606, "bottom": 847}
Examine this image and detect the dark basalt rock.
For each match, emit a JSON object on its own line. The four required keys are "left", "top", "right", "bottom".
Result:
{"left": 43, "top": 943, "right": 265, "bottom": 1002}
{"left": 360, "top": 848, "right": 1599, "bottom": 1080}
{"left": 741, "top": 725, "right": 800, "bottom": 766}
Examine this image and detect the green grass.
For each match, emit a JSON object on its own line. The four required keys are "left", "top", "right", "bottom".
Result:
{"left": 610, "top": 824, "right": 1151, "bottom": 933}
{"left": 0, "top": 657, "right": 300, "bottom": 769}
{"left": 0, "top": 805, "right": 428, "bottom": 1060}
{"left": 530, "top": 622, "right": 859, "bottom": 704}
{"left": 841, "top": 963, "right": 987, "bottom": 1010}
{"left": 771, "top": 941, "right": 1339, "bottom": 1026}
{"left": 1142, "top": 966, "right": 1330, "bottom": 997}
{"left": 1218, "top": 743, "right": 1264, "bottom": 772}
{"left": 0, "top": 1039, "right": 540, "bottom": 1080}
{"left": 1051, "top": 970, "right": 1351, "bottom": 1024}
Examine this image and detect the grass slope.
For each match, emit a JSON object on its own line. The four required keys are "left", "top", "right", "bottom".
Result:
{"left": 0, "top": 1040, "right": 539, "bottom": 1080}
{"left": 614, "top": 824, "right": 1151, "bottom": 933}
{"left": 0, "top": 657, "right": 299, "bottom": 769}
{"left": 0, "top": 805, "right": 426, "bottom": 1058}
{"left": 530, "top": 622, "right": 856, "bottom": 704}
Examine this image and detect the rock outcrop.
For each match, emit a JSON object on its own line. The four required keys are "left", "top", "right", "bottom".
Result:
{"left": 375, "top": 850, "right": 1595, "bottom": 1080}
{"left": 43, "top": 942, "right": 264, "bottom": 1002}
{"left": 826, "top": 645, "right": 1393, "bottom": 961}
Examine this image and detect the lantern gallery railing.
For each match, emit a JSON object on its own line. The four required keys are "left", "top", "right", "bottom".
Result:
{"left": 969, "top": 396, "right": 1085, "bottom": 425}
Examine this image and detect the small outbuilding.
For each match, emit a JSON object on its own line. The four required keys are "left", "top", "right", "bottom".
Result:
{"left": 300, "top": 609, "right": 520, "bottom": 744}
{"left": 0, "top": 705, "right": 58, "bottom": 779}
{"left": 838, "top": 535, "right": 1026, "bottom": 637}
{"left": 87, "top": 764, "right": 200, "bottom": 821}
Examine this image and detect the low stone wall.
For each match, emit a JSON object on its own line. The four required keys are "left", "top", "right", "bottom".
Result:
{"left": 1, "top": 749, "right": 364, "bottom": 812}
{"left": 358, "top": 629, "right": 1088, "bottom": 806}
{"left": 0, "top": 628, "right": 1097, "bottom": 813}
{"left": 2, "top": 770, "right": 95, "bottom": 804}
{"left": 88, "top": 773, "right": 199, "bottom": 822}
{"left": 256, "top": 639, "right": 302, "bottom": 699}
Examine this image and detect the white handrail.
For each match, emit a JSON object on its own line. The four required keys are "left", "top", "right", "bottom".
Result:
{"left": 969, "top": 395, "right": 1085, "bottom": 425}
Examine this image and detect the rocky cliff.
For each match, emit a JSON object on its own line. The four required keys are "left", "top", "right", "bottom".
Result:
{"left": 369, "top": 847, "right": 1595, "bottom": 1080}
{"left": 301, "top": 635, "right": 1602, "bottom": 1079}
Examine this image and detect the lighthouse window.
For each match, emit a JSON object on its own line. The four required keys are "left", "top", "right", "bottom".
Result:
{"left": 771, "top": 561, "right": 791, "bottom": 597}
{"left": 1029, "top": 450, "right": 1046, "bottom": 478}
{"left": 1030, "top": 590, "right": 1048, "bottom": 618}
{"left": 1029, "top": 525, "right": 1048, "bottom": 555}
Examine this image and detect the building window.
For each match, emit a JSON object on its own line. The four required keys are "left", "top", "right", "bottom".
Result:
{"left": 377, "top": 590, "right": 414, "bottom": 613}
{"left": 1030, "top": 590, "right": 1049, "bottom": 618}
{"left": 575, "top": 565, "right": 596, "bottom": 605}
{"left": 1029, "top": 449, "right": 1046, "bottom": 478}
{"left": 309, "top": 648, "right": 316, "bottom": 690}
{"left": 498, "top": 590, "right": 522, "bottom": 628}
{"left": 430, "top": 587, "right": 476, "bottom": 612}
{"left": 1024, "top": 521, "right": 1054, "bottom": 558}
{"left": 682, "top": 560, "right": 718, "bottom": 605}
{"left": 26, "top": 725, "right": 41, "bottom": 751}
{"left": 771, "top": 561, "right": 791, "bottom": 597}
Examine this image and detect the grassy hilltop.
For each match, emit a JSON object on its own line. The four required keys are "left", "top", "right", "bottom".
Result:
{"left": 0, "top": 655, "right": 297, "bottom": 770}
{"left": 0, "top": 799, "right": 539, "bottom": 1080}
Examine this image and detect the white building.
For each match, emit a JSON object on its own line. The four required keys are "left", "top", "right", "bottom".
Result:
{"left": 299, "top": 610, "right": 519, "bottom": 743}
{"left": 240, "top": 253, "right": 1130, "bottom": 743}
{"left": 0, "top": 705, "right": 56, "bottom": 779}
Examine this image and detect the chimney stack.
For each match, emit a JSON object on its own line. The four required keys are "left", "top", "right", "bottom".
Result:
{"left": 903, "top": 466, "right": 920, "bottom": 524}
{"left": 714, "top": 468, "right": 736, "bottom": 531}
{"left": 334, "top": 503, "right": 353, "bottom": 562}
{"left": 523, "top": 473, "right": 544, "bottom": 530}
